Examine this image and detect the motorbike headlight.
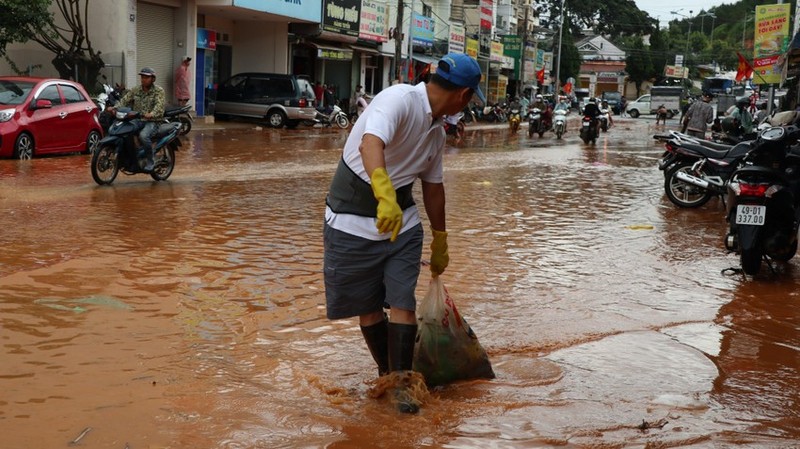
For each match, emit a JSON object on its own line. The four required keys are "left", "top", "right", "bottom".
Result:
{"left": 115, "top": 110, "right": 128, "bottom": 120}
{"left": 0, "top": 108, "right": 15, "bottom": 123}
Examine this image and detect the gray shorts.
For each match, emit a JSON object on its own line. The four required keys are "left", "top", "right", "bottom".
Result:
{"left": 323, "top": 223, "right": 423, "bottom": 320}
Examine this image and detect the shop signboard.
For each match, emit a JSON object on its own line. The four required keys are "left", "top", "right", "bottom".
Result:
{"left": 449, "top": 23, "right": 465, "bottom": 54}
{"left": 412, "top": 13, "right": 435, "bottom": 48}
{"left": 323, "top": 0, "right": 360, "bottom": 37}
{"left": 359, "top": 0, "right": 389, "bottom": 42}
{"left": 466, "top": 38, "right": 479, "bottom": 58}
{"left": 753, "top": 3, "right": 791, "bottom": 84}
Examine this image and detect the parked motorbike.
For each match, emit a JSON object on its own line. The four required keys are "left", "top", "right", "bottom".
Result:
{"left": 444, "top": 113, "right": 466, "bottom": 141}
{"left": 724, "top": 125, "right": 800, "bottom": 275}
{"left": 314, "top": 104, "right": 350, "bottom": 128}
{"left": 662, "top": 137, "right": 754, "bottom": 208}
{"left": 508, "top": 108, "right": 521, "bottom": 134}
{"left": 461, "top": 105, "right": 476, "bottom": 124}
{"left": 481, "top": 103, "right": 507, "bottom": 123}
{"left": 164, "top": 104, "right": 193, "bottom": 135}
{"left": 91, "top": 107, "right": 182, "bottom": 185}
{"left": 95, "top": 83, "right": 127, "bottom": 133}
{"left": 552, "top": 108, "right": 567, "bottom": 139}
{"left": 579, "top": 115, "right": 599, "bottom": 144}
{"left": 528, "top": 107, "right": 547, "bottom": 138}
{"left": 655, "top": 130, "right": 736, "bottom": 176}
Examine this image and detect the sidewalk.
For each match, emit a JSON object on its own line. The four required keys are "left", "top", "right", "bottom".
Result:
{"left": 191, "top": 114, "right": 587, "bottom": 132}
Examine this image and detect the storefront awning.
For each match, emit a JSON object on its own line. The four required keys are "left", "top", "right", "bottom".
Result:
{"left": 412, "top": 54, "right": 438, "bottom": 65}
{"left": 310, "top": 43, "right": 353, "bottom": 61}
{"left": 350, "top": 45, "right": 381, "bottom": 55}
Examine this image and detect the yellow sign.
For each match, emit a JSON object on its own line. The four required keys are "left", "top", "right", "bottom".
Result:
{"left": 466, "top": 38, "right": 479, "bottom": 58}
{"left": 754, "top": 3, "right": 791, "bottom": 84}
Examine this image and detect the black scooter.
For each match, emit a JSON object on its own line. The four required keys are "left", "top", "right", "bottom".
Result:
{"left": 579, "top": 115, "right": 599, "bottom": 144}
{"left": 91, "top": 108, "right": 182, "bottom": 185}
{"left": 724, "top": 125, "right": 800, "bottom": 275}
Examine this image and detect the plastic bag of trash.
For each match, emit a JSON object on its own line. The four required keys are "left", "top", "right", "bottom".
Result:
{"left": 413, "top": 276, "right": 495, "bottom": 386}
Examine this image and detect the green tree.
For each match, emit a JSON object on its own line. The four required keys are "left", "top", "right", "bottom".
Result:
{"left": 625, "top": 37, "right": 653, "bottom": 97}
{"left": 537, "top": 0, "right": 656, "bottom": 37}
{"left": 563, "top": 0, "right": 656, "bottom": 36}
{"left": 0, "top": 0, "right": 52, "bottom": 57}
{"left": 648, "top": 26, "right": 670, "bottom": 80}
{"left": 0, "top": 0, "right": 104, "bottom": 89}
{"left": 557, "top": 24, "right": 581, "bottom": 85}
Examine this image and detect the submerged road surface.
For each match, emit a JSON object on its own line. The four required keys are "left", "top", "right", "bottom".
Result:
{"left": 1, "top": 116, "right": 798, "bottom": 448}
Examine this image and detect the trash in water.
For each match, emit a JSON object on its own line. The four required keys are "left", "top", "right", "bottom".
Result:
{"left": 413, "top": 276, "right": 495, "bottom": 386}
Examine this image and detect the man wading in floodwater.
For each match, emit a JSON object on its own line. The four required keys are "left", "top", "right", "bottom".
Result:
{"left": 323, "top": 53, "right": 485, "bottom": 413}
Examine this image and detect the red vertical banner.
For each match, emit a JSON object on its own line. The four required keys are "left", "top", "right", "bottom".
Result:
{"left": 480, "top": 0, "right": 493, "bottom": 32}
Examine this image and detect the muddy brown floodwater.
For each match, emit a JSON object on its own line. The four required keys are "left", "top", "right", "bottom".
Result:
{"left": 1, "top": 117, "right": 799, "bottom": 448}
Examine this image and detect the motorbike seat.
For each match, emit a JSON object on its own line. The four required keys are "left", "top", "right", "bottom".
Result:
{"left": 692, "top": 139, "right": 733, "bottom": 152}
{"left": 678, "top": 140, "right": 753, "bottom": 161}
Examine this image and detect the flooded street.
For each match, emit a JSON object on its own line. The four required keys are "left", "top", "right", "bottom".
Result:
{"left": 1, "top": 117, "right": 798, "bottom": 448}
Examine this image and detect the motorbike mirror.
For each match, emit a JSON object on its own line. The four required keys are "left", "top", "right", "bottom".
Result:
{"left": 33, "top": 99, "right": 53, "bottom": 110}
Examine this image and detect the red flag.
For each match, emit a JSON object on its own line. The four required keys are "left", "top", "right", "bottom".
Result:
{"left": 735, "top": 52, "right": 754, "bottom": 82}
{"left": 536, "top": 68, "right": 545, "bottom": 85}
{"left": 407, "top": 61, "right": 414, "bottom": 82}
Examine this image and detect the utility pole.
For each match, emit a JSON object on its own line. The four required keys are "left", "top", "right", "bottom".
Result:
{"left": 554, "top": 0, "right": 565, "bottom": 96}
{"left": 520, "top": 3, "right": 528, "bottom": 96}
{"left": 394, "top": 0, "right": 404, "bottom": 82}
{"left": 767, "top": 0, "right": 784, "bottom": 115}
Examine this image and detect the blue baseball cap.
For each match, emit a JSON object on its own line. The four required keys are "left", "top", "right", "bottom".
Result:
{"left": 436, "top": 53, "right": 486, "bottom": 104}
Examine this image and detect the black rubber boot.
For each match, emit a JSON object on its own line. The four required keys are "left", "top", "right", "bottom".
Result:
{"left": 388, "top": 322, "right": 420, "bottom": 414}
{"left": 360, "top": 318, "right": 389, "bottom": 377}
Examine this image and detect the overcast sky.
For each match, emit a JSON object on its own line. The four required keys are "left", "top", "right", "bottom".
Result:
{"left": 634, "top": 0, "right": 733, "bottom": 25}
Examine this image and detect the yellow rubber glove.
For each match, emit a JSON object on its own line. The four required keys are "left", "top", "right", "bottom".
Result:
{"left": 370, "top": 167, "right": 403, "bottom": 241}
{"left": 430, "top": 228, "right": 449, "bottom": 276}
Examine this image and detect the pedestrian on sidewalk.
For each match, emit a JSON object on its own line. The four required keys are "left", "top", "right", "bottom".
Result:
{"left": 174, "top": 56, "right": 192, "bottom": 107}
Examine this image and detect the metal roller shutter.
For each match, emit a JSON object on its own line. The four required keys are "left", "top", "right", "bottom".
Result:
{"left": 137, "top": 2, "right": 175, "bottom": 102}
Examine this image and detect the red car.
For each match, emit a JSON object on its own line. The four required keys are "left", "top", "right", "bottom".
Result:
{"left": 0, "top": 76, "right": 102, "bottom": 159}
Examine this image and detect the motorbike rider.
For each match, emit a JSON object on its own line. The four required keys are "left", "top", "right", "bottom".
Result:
{"left": 531, "top": 94, "right": 552, "bottom": 129}
{"left": 553, "top": 97, "right": 570, "bottom": 133}
{"left": 109, "top": 67, "right": 166, "bottom": 171}
{"left": 508, "top": 96, "right": 522, "bottom": 116}
{"left": 583, "top": 97, "right": 601, "bottom": 119}
{"left": 600, "top": 99, "right": 614, "bottom": 127}
{"left": 730, "top": 96, "right": 754, "bottom": 135}
{"left": 519, "top": 94, "right": 530, "bottom": 119}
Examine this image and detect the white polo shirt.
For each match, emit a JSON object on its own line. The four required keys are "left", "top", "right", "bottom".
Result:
{"left": 325, "top": 82, "right": 446, "bottom": 240}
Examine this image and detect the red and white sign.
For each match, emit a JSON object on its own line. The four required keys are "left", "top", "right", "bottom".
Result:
{"left": 480, "top": 0, "right": 493, "bottom": 31}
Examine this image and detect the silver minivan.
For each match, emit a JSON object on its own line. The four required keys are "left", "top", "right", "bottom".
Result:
{"left": 214, "top": 73, "right": 317, "bottom": 128}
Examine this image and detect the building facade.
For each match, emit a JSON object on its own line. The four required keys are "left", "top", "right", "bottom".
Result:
{"left": 1, "top": 0, "right": 556, "bottom": 114}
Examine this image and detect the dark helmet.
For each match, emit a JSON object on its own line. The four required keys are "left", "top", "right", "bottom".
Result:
{"left": 736, "top": 96, "right": 750, "bottom": 108}
{"left": 138, "top": 67, "right": 157, "bottom": 79}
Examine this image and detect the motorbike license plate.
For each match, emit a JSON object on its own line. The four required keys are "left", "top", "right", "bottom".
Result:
{"left": 735, "top": 205, "right": 766, "bottom": 226}
{"left": 582, "top": 121, "right": 590, "bottom": 127}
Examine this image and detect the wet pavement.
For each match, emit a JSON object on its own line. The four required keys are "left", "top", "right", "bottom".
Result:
{"left": 1, "top": 115, "right": 798, "bottom": 448}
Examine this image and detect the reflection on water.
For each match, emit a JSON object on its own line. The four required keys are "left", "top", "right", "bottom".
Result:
{"left": 0, "top": 119, "right": 798, "bottom": 448}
